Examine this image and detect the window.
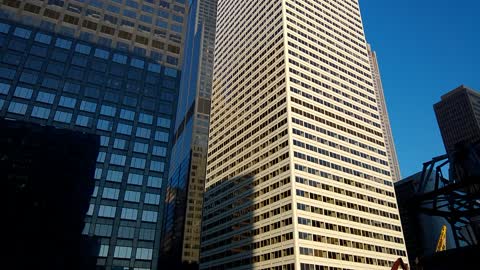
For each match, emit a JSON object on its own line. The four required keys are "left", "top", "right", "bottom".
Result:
{"left": 150, "top": 161, "right": 164, "bottom": 172}
{"left": 121, "top": 208, "right": 138, "bottom": 220}
{"left": 147, "top": 176, "right": 162, "bottom": 188}
{"left": 31, "top": 106, "right": 50, "bottom": 119}
{"left": 144, "top": 193, "right": 160, "bottom": 205}
{"left": 13, "top": 87, "right": 33, "bottom": 99}
{"left": 120, "top": 109, "right": 135, "bottom": 120}
{"left": 136, "top": 127, "right": 151, "bottom": 138}
{"left": 113, "top": 139, "right": 127, "bottom": 149}
{"left": 164, "top": 67, "right": 178, "bottom": 78}
{"left": 94, "top": 48, "right": 109, "bottom": 59}
{"left": 124, "top": 190, "right": 141, "bottom": 202}
{"left": 100, "top": 136, "right": 109, "bottom": 146}
{"left": 80, "top": 100, "right": 97, "bottom": 112}
{"left": 114, "top": 246, "right": 132, "bottom": 259}
{"left": 110, "top": 154, "right": 126, "bottom": 166}
{"left": 138, "top": 113, "right": 153, "bottom": 124}
{"left": 106, "top": 170, "right": 123, "bottom": 182}
{"left": 75, "top": 43, "right": 91, "bottom": 54}
{"left": 100, "top": 105, "right": 116, "bottom": 116}
{"left": 97, "top": 152, "right": 106, "bottom": 163}
{"left": 41, "top": 77, "right": 60, "bottom": 89}
{"left": 34, "top": 33, "right": 52, "bottom": 44}
{"left": 98, "top": 205, "right": 116, "bottom": 218}
{"left": 102, "top": 187, "right": 119, "bottom": 200}
{"left": 134, "top": 142, "right": 149, "bottom": 154}
{"left": 118, "top": 226, "right": 135, "bottom": 239}
{"left": 55, "top": 38, "right": 72, "bottom": 49}
{"left": 98, "top": 245, "right": 109, "bottom": 257}
{"left": 76, "top": 115, "right": 91, "bottom": 127}
{"left": 155, "top": 131, "right": 169, "bottom": 142}
{"left": 142, "top": 211, "right": 158, "bottom": 222}
{"left": 58, "top": 96, "right": 76, "bottom": 108}
{"left": 130, "top": 157, "right": 146, "bottom": 169}
{"left": 63, "top": 82, "right": 80, "bottom": 94}
{"left": 94, "top": 168, "right": 103, "bottom": 179}
{"left": 139, "top": 229, "right": 155, "bottom": 241}
{"left": 54, "top": 111, "right": 72, "bottom": 123}
{"left": 94, "top": 224, "right": 112, "bottom": 237}
{"left": 0, "top": 67, "right": 16, "bottom": 79}
{"left": 97, "top": 119, "right": 112, "bottom": 131}
{"left": 0, "top": 23, "right": 10, "bottom": 34}
{"left": 131, "top": 58, "right": 144, "bottom": 68}
{"left": 117, "top": 123, "right": 133, "bottom": 135}
{"left": 157, "top": 118, "right": 171, "bottom": 128}
{"left": 36, "top": 92, "right": 55, "bottom": 104}
{"left": 13, "top": 27, "right": 31, "bottom": 39}
{"left": 148, "top": 63, "right": 161, "bottom": 73}
{"left": 0, "top": 83, "right": 10, "bottom": 95}
{"left": 152, "top": 146, "right": 167, "bottom": 157}
{"left": 113, "top": 53, "right": 127, "bottom": 64}
{"left": 87, "top": 204, "right": 95, "bottom": 216}
{"left": 128, "top": 173, "right": 143, "bottom": 185}
{"left": 136, "top": 248, "right": 153, "bottom": 260}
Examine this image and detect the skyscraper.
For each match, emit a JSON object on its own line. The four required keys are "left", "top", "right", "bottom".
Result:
{"left": 0, "top": 15, "right": 180, "bottom": 270}
{"left": 367, "top": 45, "right": 401, "bottom": 182}
{"left": 161, "top": 0, "right": 218, "bottom": 267}
{"left": 201, "top": 0, "right": 408, "bottom": 269}
{"left": 434, "top": 85, "right": 480, "bottom": 157}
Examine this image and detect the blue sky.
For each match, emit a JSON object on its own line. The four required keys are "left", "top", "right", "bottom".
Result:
{"left": 360, "top": 0, "right": 480, "bottom": 177}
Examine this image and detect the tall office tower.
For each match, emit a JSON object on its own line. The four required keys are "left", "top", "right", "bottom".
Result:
{"left": 0, "top": 0, "right": 186, "bottom": 68}
{"left": 0, "top": 19, "right": 180, "bottom": 270}
{"left": 434, "top": 85, "right": 480, "bottom": 156}
{"left": 367, "top": 45, "right": 401, "bottom": 181}
{"left": 201, "top": 0, "right": 408, "bottom": 269}
{"left": 161, "top": 0, "right": 218, "bottom": 268}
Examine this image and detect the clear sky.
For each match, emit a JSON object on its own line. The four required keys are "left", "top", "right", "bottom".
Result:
{"left": 359, "top": 0, "right": 480, "bottom": 177}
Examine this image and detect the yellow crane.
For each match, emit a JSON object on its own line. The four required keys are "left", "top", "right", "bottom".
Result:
{"left": 435, "top": 225, "right": 447, "bottom": 252}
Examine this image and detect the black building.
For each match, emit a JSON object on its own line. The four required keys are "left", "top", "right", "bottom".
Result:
{"left": 1, "top": 119, "right": 99, "bottom": 270}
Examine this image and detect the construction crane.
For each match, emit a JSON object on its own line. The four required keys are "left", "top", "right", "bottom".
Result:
{"left": 435, "top": 225, "right": 447, "bottom": 252}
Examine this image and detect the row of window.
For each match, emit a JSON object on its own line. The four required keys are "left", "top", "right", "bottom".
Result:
{"left": 98, "top": 245, "right": 153, "bottom": 260}
{"left": 94, "top": 169, "right": 162, "bottom": 188}
{"left": 83, "top": 223, "right": 156, "bottom": 242}
{"left": 88, "top": 204, "right": 158, "bottom": 222}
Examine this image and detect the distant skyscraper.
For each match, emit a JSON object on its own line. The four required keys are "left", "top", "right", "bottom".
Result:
{"left": 434, "top": 85, "right": 480, "bottom": 156}
{"left": 201, "top": 0, "right": 408, "bottom": 269}
{"left": 0, "top": 19, "right": 180, "bottom": 270}
{"left": 367, "top": 45, "right": 401, "bottom": 181}
{"left": 0, "top": 0, "right": 186, "bottom": 67}
{"left": 161, "top": 0, "right": 218, "bottom": 268}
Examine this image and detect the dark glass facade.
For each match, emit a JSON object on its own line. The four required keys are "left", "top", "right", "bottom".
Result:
{"left": 161, "top": 0, "right": 218, "bottom": 267}
{"left": 1, "top": 118, "right": 99, "bottom": 270}
{"left": 0, "top": 19, "right": 180, "bottom": 270}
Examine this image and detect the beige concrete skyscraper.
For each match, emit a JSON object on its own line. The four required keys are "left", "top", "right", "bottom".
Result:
{"left": 201, "top": 0, "right": 408, "bottom": 269}
{"left": 368, "top": 45, "right": 401, "bottom": 182}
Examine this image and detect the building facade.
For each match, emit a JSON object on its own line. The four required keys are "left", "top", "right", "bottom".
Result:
{"left": 434, "top": 85, "right": 480, "bottom": 157}
{"left": 0, "top": 0, "right": 186, "bottom": 68}
{"left": 368, "top": 45, "right": 401, "bottom": 182}
{"left": 201, "top": 0, "right": 408, "bottom": 269}
{"left": 161, "top": 0, "right": 218, "bottom": 267}
{"left": 0, "top": 20, "right": 180, "bottom": 270}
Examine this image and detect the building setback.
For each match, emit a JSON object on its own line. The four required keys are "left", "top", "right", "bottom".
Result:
{"left": 201, "top": 0, "right": 408, "bottom": 269}
{"left": 0, "top": 20, "right": 180, "bottom": 270}
{"left": 1, "top": 119, "right": 99, "bottom": 270}
{"left": 367, "top": 45, "right": 401, "bottom": 182}
{"left": 161, "top": 0, "right": 218, "bottom": 268}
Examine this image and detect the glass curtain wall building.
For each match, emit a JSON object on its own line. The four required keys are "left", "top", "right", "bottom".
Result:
{"left": 161, "top": 0, "right": 218, "bottom": 267}
{"left": 0, "top": 0, "right": 186, "bottom": 67}
{"left": 201, "top": 0, "right": 408, "bottom": 269}
{"left": 0, "top": 19, "right": 180, "bottom": 270}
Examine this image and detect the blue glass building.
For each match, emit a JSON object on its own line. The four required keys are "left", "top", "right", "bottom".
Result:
{"left": 0, "top": 19, "right": 180, "bottom": 270}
